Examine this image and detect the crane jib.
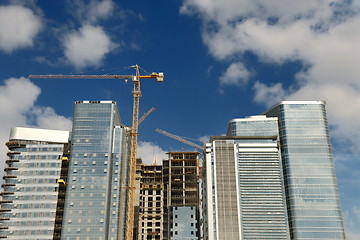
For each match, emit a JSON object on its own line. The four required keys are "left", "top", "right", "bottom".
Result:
{"left": 28, "top": 74, "right": 133, "bottom": 79}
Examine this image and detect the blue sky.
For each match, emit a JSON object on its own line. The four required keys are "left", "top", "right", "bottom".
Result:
{"left": 0, "top": 0, "right": 359, "bottom": 238}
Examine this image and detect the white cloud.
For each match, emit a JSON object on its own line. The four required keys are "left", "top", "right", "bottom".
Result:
{"left": 137, "top": 141, "right": 167, "bottom": 165}
{"left": 63, "top": 25, "right": 117, "bottom": 68}
{"left": 253, "top": 81, "right": 286, "bottom": 107}
{"left": 72, "top": 0, "right": 115, "bottom": 24}
{"left": 198, "top": 135, "right": 210, "bottom": 143}
{"left": 181, "top": 0, "right": 360, "bottom": 153}
{"left": 88, "top": 0, "right": 114, "bottom": 23}
{"left": 0, "top": 78, "right": 72, "bottom": 173}
{"left": 29, "top": 107, "right": 72, "bottom": 131}
{"left": 0, "top": 5, "right": 42, "bottom": 53}
{"left": 344, "top": 206, "right": 360, "bottom": 240}
{"left": 219, "top": 62, "right": 251, "bottom": 86}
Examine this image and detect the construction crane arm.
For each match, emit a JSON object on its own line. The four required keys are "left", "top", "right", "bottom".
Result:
{"left": 28, "top": 74, "right": 134, "bottom": 79}
{"left": 139, "top": 107, "right": 156, "bottom": 125}
{"left": 156, "top": 128, "right": 204, "bottom": 151}
{"left": 28, "top": 73, "right": 164, "bottom": 81}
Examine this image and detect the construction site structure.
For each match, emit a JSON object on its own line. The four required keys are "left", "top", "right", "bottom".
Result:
{"left": 29, "top": 65, "right": 164, "bottom": 240}
{"left": 163, "top": 152, "right": 200, "bottom": 240}
{"left": 133, "top": 158, "right": 144, "bottom": 238}
{"left": 137, "top": 163, "right": 164, "bottom": 240}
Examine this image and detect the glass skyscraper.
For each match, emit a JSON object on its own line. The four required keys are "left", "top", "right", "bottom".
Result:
{"left": 264, "top": 101, "right": 345, "bottom": 239}
{"left": 61, "top": 101, "right": 130, "bottom": 240}
{"left": 0, "top": 127, "right": 69, "bottom": 239}
{"left": 203, "top": 101, "right": 345, "bottom": 240}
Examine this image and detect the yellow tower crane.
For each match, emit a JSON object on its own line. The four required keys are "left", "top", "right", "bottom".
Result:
{"left": 156, "top": 128, "right": 205, "bottom": 151}
{"left": 29, "top": 65, "right": 164, "bottom": 240}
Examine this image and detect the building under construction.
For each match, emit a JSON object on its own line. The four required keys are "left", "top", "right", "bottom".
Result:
{"left": 163, "top": 152, "right": 200, "bottom": 240}
{"left": 137, "top": 163, "right": 164, "bottom": 240}
{"left": 135, "top": 152, "right": 200, "bottom": 240}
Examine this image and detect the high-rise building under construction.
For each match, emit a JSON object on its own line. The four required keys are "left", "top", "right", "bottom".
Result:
{"left": 137, "top": 163, "right": 164, "bottom": 239}
{"left": 163, "top": 152, "right": 200, "bottom": 240}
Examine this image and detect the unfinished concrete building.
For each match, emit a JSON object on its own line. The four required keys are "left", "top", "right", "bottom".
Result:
{"left": 163, "top": 152, "right": 200, "bottom": 240}
{"left": 137, "top": 164, "right": 164, "bottom": 240}
{"left": 134, "top": 158, "right": 144, "bottom": 238}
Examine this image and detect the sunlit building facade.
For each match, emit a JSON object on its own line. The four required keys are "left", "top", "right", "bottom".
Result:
{"left": 203, "top": 116, "right": 289, "bottom": 240}
{"left": 203, "top": 101, "right": 345, "bottom": 240}
{"left": 61, "top": 101, "right": 130, "bottom": 240}
{"left": 264, "top": 101, "right": 345, "bottom": 239}
{"left": 0, "top": 127, "right": 70, "bottom": 239}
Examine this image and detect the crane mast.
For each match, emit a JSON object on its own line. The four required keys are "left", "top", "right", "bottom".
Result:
{"left": 126, "top": 66, "right": 141, "bottom": 240}
{"left": 29, "top": 65, "right": 164, "bottom": 240}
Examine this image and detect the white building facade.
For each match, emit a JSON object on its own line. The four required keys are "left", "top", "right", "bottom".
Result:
{"left": 0, "top": 127, "right": 69, "bottom": 239}
{"left": 203, "top": 116, "right": 289, "bottom": 240}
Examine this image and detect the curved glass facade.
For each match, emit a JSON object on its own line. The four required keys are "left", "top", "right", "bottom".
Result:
{"left": 0, "top": 128, "right": 69, "bottom": 240}
{"left": 265, "top": 101, "right": 345, "bottom": 240}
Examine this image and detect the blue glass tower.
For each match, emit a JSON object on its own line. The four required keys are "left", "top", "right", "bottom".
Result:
{"left": 265, "top": 101, "right": 345, "bottom": 239}
{"left": 61, "top": 101, "right": 130, "bottom": 240}
{"left": 203, "top": 101, "right": 345, "bottom": 240}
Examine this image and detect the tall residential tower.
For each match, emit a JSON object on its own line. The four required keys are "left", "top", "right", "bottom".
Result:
{"left": 0, "top": 127, "right": 70, "bottom": 239}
